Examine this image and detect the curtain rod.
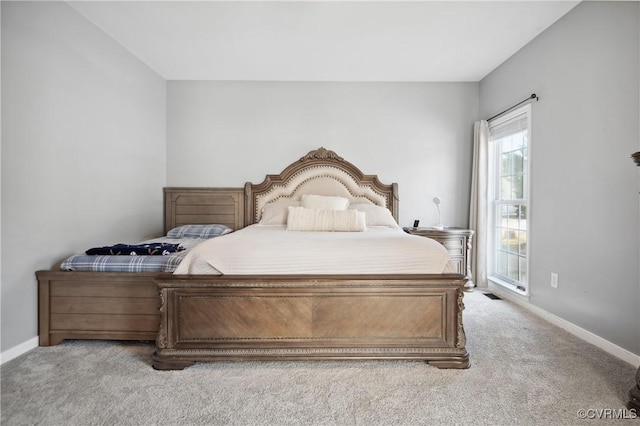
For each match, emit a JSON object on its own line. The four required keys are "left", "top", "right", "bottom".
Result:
{"left": 487, "top": 93, "right": 539, "bottom": 122}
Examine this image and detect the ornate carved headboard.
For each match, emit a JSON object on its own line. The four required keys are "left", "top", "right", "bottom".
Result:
{"left": 244, "top": 147, "right": 399, "bottom": 226}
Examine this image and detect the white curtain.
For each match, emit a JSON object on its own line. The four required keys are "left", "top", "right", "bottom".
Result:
{"left": 469, "top": 120, "right": 489, "bottom": 288}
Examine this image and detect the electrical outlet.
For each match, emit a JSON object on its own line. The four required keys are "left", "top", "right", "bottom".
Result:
{"left": 551, "top": 272, "right": 558, "bottom": 289}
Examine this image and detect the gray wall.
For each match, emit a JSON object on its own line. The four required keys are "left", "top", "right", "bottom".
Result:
{"left": 167, "top": 81, "right": 479, "bottom": 228}
{"left": 1, "top": 2, "right": 167, "bottom": 352}
{"left": 480, "top": 1, "right": 640, "bottom": 354}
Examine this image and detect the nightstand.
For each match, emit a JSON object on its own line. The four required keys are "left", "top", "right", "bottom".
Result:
{"left": 403, "top": 227, "right": 474, "bottom": 292}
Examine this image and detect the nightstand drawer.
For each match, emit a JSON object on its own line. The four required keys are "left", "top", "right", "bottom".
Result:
{"left": 438, "top": 237, "right": 465, "bottom": 256}
{"left": 449, "top": 258, "right": 464, "bottom": 275}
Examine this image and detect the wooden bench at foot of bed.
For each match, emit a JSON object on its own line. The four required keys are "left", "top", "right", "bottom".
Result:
{"left": 152, "top": 273, "right": 469, "bottom": 370}
{"left": 37, "top": 271, "right": 160, "bottom": 346}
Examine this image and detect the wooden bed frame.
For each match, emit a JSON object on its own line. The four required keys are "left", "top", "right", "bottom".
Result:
{"left": 37, "top": 147, "right": 469, "bottom": 370}
{"left": 152, "top": 148, "right": 469, "bottom": 370}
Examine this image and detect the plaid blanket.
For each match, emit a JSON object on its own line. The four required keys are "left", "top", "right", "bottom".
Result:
{"left": 61, "top": 237, "right": 204, "bottom": 272}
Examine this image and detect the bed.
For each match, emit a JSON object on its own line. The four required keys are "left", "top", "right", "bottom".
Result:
{"left": 36, "top": 188, "right": 244, "bottom": 346}
{"left": 153, "top": 147, "right": 469, "bottom": 370}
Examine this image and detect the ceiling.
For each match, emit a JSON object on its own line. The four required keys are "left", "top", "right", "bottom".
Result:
{"left": 68, "top": 1, "right": 580, "bottom": 82}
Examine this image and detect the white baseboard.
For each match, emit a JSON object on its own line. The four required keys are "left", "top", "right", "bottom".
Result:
{"left": 488, "top": 285, "right": 640, "bottom": 368}
{"left": 0, "top": 337, "right": 38, "bottom": 365}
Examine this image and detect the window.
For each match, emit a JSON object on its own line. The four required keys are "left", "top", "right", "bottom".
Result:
{"left": 488, "top": 105, "right": 531, "bottom": 293}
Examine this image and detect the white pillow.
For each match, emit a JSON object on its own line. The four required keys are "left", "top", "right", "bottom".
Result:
{"left": 300, "top": 194, "right": 349, "bottom": 210}
{"left": 259, "top": 201, "right": 300, "bottom": 225}
{"left": 286, "top": 207, "right": 366, "bottom": 232}
{"left": 349, "top": 203, "right": 399, "bottom": 228}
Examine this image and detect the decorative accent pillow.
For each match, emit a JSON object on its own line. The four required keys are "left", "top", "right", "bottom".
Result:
{"left": 259, "top": 201, "right": 301, "bottom": 225}
{"left": 300, "top": 194, "right": 349, "bottom": 210}
{"left": 166, "top": 224, "right": 232, "bottom": 239}
{"left": 286, "top": 207, "right": 366, "bottom": 232}
{"left": 349, "top": 203, "right": 399, "bottom": 228}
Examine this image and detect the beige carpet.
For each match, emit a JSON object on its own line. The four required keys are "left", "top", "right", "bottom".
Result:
{"left": 1, "top": 290, "right": 637, "bottom": 425}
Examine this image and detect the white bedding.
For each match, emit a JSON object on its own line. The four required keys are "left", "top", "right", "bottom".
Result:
{"left": 173, "top": 224, "right": 454, "bottom": 275}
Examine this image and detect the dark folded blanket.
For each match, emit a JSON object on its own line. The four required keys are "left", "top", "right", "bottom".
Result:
{"left": 85, "top": 243, "right": 185, "bottom": 256}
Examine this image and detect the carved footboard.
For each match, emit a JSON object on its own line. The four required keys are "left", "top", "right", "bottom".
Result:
{"left": 153, "top": 274, "right": 469, "bottom": 370}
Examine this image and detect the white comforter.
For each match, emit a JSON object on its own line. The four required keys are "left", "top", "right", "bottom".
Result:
{"left": 173, "top": 224, "right": 454, "bottom": 275}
